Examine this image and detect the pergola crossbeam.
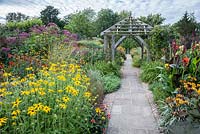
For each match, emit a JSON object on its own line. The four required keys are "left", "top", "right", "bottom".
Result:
{"left": 101, "top": 16, "right": 153, "bottom": 61}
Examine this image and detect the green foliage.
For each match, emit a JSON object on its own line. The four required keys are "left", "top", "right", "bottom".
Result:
{"left": 64, "top": 8, "right": 96, "bottom": 38}
{"left": 139, "top": 13, "right": 165, "bottom": 27}
{"left": 132, "top": 56, "right": 142, "bottom": 68}
{"left": 149, "top": 82, "right": 170, "bottom": 102}
{"left": 174, "top": 11, "right": 198, "bottom": 37}
{"left": 6, "top": 19, "right": 43, "bottom": 31}
{"left": 6, "top": 12, "right": 29, "bottom": 22}
{"left": 102, "top": 74, "right": 121, "bottom": 93}
{"left": 121, "top": 38, "right": 137, "bottom": 53}
{"left": 94, "top": 61, "right": 121, "bottom": 77}
{"left": 149, "top": 25, "right": 179, "bottom": 60}
{"left": 140, "top": 61, "right": 164, "bottom": 83}
{"left": 87, "top": 70, "right": 104, "bottom": 102}
{"left": 78, "top": 39, "right": 103, "bottom": 48}
{"left": 40, "top": 6, "right": 64, "bottom": 28}
{"left": 95, "top": 9, "right": 120, "bottom": 35}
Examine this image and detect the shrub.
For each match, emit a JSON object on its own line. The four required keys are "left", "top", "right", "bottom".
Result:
{"left": 102, "top": 74, "right": 121, "bottom": 93}
{"left": 140, "top": 61, "right": 164, "bottom": 83}
{"left": 87, "top": 70, "right": 104, "bottom": 103}
{"left": 132, "top": 56, "right": 142, "bottom": 67}
{"left": 94, "top": 61, "right": 121, "bottom": 77}
{"left": 149, "top": 82, "right": 170, "bottom": 102}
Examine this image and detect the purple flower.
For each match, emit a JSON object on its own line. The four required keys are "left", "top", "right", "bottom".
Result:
{"left": 63, "top": 30, "right": 71, "bottom": 36}
{"left": 71, "top": 34, "right": 78, "bottom": 40}
{"left": 1, "top": 47, "right": 11, "bottom": 52}
{"left": 47, "top": 23, "right": 57, "bottom": 27}
{"left": 31, "top": 27, "right": 42, "bottom": 34}
{"left": 19, "top": 32, "right": 29, "bottom": 39}
{"left": 64, "top": 38, "right": 70, "bottom": 43}
{"left": 6, "top": 37, "right": 17, "bottom": 44}
{"left": 38, "top": 26, "right": 47, "bottom": 32}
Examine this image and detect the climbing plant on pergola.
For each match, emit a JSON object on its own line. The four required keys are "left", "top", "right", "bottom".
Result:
{"left": 101, "top": 16, "right": 153, "bottom": 61}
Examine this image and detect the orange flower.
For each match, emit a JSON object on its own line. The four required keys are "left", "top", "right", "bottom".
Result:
{"left": 182, "top": 57, "right": 189, "bottom": 66}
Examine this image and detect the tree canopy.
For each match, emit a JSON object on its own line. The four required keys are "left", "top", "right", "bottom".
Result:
{"left": 139, "top": 13, "right": 165, "bottom": 27}
{"left": 6, "top": 12, "right": 29, "bottom": 22}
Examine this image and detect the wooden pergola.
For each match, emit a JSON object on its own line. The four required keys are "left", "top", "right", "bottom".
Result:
{"left": 101, "top": 16, "right": 153, "bottom": 61}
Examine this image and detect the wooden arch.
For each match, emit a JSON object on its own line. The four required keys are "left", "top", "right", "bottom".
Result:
{"left": 101, "top": 16, "right": 153, "bottom": 61}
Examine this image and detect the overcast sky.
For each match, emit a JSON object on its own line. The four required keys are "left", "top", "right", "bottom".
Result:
{"left": 0, "top": 0, "right": 200, "bottom": 24}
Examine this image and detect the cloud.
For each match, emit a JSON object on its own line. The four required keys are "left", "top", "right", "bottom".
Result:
{"left": 0, "top": 0, "right": 199, "bottom": 24}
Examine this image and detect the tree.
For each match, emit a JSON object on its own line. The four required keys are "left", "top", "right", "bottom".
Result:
{"left": 64, "top": 8, "right": 96, "bottom": 38}
{"left": 139, "top": 13, "right": 165, "bottom": 27}
{"left": 40, "top": 6, "right": 60, "bottom": 25}
{"left": 121, "top": 38, "right": 137, "bottom": 54}
{"left": 118, "top": 10, "right": 131, "bottom": 20}
{"left": 6, "top": 12, "right": 29, "bottom": 22}
{"left": 174, "top": 12, "right": 197, "bottom": 37}
{"left": 95, "top": 9, "right": 120, "bottom": 35}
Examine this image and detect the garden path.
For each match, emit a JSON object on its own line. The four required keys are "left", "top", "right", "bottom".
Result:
{"left": 104, "top": 54, "right": 159, "bottom": 134}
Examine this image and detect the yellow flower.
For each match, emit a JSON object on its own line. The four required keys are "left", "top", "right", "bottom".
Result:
{"left": 74, "top": 81, "right": 81, "bottom": 86}
{"left": 58, "top": 89, "right": 63, "bottom": 93}
{"left": 11, "top": 109, "right": 21, "bottom": 116}
{"left": 165, "top": 64, "right": 170, "bottom": 69}
{"left": 21, "top": 90, "right": 30, "bottom": 95}
{"left": 95, "top": 107, "right": 101, "bottom": 114}
{"left": 62, "top": 96, "right": 70, "bottom": 103}
{"left": 27, "top": 107, "right": 37, "bottom": 116}
{"left": 71, "top": 89, "right": 79, "bottom": 96}
{"left": 59, "top": 103, "right": 67, "bottom": 109}
{"left": 42, "top": 106, "right": 51, "bottom": 113}
{"left": 57, "top": 75, "right": 66, "bottom": 81}
{"left": 0, "top": 88, "right": 6, "bottom": 93}
{"left": 48, "top": 82, "right": 55, "bottom": 86}
{"left": 0, "top": 117, "right": 8, "bottom": 127}
{"left": 102, "top": 116, "right": 106, "bottom": 120}
{"left": 38, "top": 91, "right": 46, "bottom": 96}
{"left": 84, "top": 92, "right": 91, "bottom": 98}
{"left": 12, "top": 122, "right": 16, "bottom": 126}
{"left": 1, "top": 82, "right": 9, "bottom": 87}
{"left": 25, "top": 67, "right": 33, "bottom": 71}
{"left": 12, "top": 98, "right": 22, "bottom": 108}
{"left": 48, "top": 89, "right": 54, "bottom": 93}
{"left": 3, "top": 72, "right": 12, "bottom": 77}
{"left": 33, "top": 103, "right": 43, "bottom": 111}
{"left": 197, "top": 90, "right": 200, "bottom": 95}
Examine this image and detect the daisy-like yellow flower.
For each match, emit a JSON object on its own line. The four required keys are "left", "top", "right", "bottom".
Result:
{"left": 95, "top": 107, "right": 101, "bottom": 114}
{"left": 42, "top": 106, "right": 51, "bottom": 113}
{"left": 33, "top": 103, "right": 43, "bottom": 111}
{"left": 0, "top": 117, "right": 8, "bottom": 127}
{"left": 62, "top": 96, "right": 70, "bottom": 103}
{"left": 12, "top": 98, "right": 22, "bottom": 108}
{"left": 59, "top": 103, "right": 67, "bottom": 109}
{"left": 84, "top": 92, "right": 91, "bottom": 98}
{"left": 71, "top": 89, "right": 79, "bottom": 96}
{"left": 25, "top": 67, "right": 33, "bottom": 71}
{"left": 57, "top": 75, "right": 66, "bottom": 81}
{"left": 48, "top": 82, "right": 55, "bottom": 86}
{"left": 38, "top": 91, "right": 46, "bottom": 96}
{"left": 27, "top": 107, "right": 37, "bottom": 116}
{"left": 74, "top": 81, "right": 81, "bottom": 86}
{"left": 21, "top": 90, "right": 30, "bottom": 95}
{"left": 11, "top": 109, "right": 21, "bottom": 116}
{"left": 3, "top": 72, "right": 12, "bottom": 77}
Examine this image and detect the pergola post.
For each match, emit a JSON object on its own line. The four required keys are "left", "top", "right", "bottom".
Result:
{"left": 104, "top": 35, "right": 109, "bottom": 53}
{"left": 141, "top": 44, "right": 144, "bottom": 59}
{"left": 111, "top": 35, "right": 115, "bottom": 62}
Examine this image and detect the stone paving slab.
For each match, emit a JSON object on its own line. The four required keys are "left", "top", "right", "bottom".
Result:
{"left": 104, "top": 54, "right": 159, "bottom": 134}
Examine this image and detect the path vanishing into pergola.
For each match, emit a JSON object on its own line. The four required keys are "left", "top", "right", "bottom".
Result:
{"left": 104, "top": 55, "right": 159, "bottom": 134}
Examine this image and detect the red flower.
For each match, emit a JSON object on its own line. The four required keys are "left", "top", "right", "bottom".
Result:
{"left": 182, "top": 57, "right": 190, "bottom": 66}
{"left": 8, "top": 53, "right": 13, "bottom": 58}
{"left": 107, "top": 113, "right": 111, "bottom": 119}
{"left": 9, "top": 61, "right": 15, "bottom": 67}
{"left": 90, "top": 118, "right": 96, "bottom": 123}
